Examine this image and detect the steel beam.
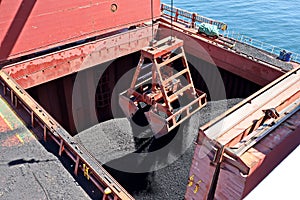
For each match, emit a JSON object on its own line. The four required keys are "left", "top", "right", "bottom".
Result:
{"left": 3, "top": 25, "right": 158, "bottom": 89}
{"left": 0, "top": 70, "right": 135, "bottom": 200}
{"left": 158, "top": 22, "right": 288, "bottom": 86}
{"left": 185, "top": 68, "right": 300, "bottom": 200}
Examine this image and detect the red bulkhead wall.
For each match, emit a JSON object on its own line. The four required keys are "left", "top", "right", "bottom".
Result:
{"left": 0, "top": 0, "right": 161, "bottom": 62}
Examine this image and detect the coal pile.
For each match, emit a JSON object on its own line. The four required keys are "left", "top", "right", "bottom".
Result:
{"left": 75, "top": 118, "right": 135, "bottom": 164}
{"left": 75, "top": 98, "right": 242, "bottom": 199}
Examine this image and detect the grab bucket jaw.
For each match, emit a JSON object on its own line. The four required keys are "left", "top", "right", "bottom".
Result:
{"left": 119, "top": 94, "right": 139, "bottom": 119}
{"left": 146, "top": 89, "right": 207, "bottom": 138}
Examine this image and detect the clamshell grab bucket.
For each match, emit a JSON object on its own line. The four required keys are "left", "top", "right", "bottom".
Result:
{"left": 119, "top": 36, "right": 207, "bottom": 138}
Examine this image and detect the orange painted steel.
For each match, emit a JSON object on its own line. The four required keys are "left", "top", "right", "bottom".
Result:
{"left": 119, "top": 36, "right": 207, "bottom": 137}
{"left": 0, "top": 70, "right": 135, "bottom": 200}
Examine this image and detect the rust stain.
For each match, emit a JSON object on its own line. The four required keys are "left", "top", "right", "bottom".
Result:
{"left": 0, "top": 112, "right": 13, "bottom": 130}
{"left": 1, "top": 135, "right": 21, "bottom": 147}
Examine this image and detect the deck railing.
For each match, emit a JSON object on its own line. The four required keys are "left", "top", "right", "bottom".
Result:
{"left": 224, "top": 31, "right": 300, "bottom": 63}
{"left": 161, "top": 3, "right": 299, "bottom": 63}
{"left": 161, "top": 3, "right": 227, "bottom": 30}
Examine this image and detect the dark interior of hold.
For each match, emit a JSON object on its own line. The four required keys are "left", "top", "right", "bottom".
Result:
{"left": 26, "top": 50, "right": 262, "bottom": 197}
{"left": 27, "top": 51, "right": 261, "bottom": 135}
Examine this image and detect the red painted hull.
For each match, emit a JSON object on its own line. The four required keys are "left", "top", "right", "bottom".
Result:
{"left": 0, "top": 0, "right": 161, "bottom": 62}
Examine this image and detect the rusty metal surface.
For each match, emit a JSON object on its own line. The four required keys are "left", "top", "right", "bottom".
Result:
{"left": 185, "top": 141, "right": 217, "bottom": 200}
{"left": 0, "top": 70, "right": 135, "bottom": 200}
{"left": 215, "top": 108, "right": 300, "bottom": 200}
{"left": 2, "top": 18, "right": 291, "bottom": 89}
{"left": 185, "top": 68, "right": 300, "bottom": 200}
{"left": 2, "top": 25, "right": 158, "bottom": 89}
{"left": 119, "top": 36, "right": 207, "bottom": 137}
{"left": 243, "top": 145, "right": 300, "bottom": 200}
{"left": 157, "top": 21, "right": 291, "bottom": 86}
{"left": 200, "top": 67, "right": 299, "bottom": 132}
{"left": 0, "top": 0, "right": 161, "bottom": 63}
{"left": 203, "top": 68, "right": 299, "bottom": 142}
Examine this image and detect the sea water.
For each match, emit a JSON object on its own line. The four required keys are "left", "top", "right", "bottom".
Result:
{"left": 161, "top": 0, "right": 300, "bottom": 54}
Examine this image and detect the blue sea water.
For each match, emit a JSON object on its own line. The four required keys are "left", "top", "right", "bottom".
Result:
{"left": 161, "top": 0, "right": 300, "bottom": 54}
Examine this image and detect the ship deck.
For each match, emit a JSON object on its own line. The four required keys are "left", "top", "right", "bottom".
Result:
{"left": 159, "top": 17, "right": 299, "bottom": 72}
{"left": 0, "top": 95, "right": 98, "bottom": 199}
{"left": 0, "top": 3, "right": 299, "bottom": 200}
